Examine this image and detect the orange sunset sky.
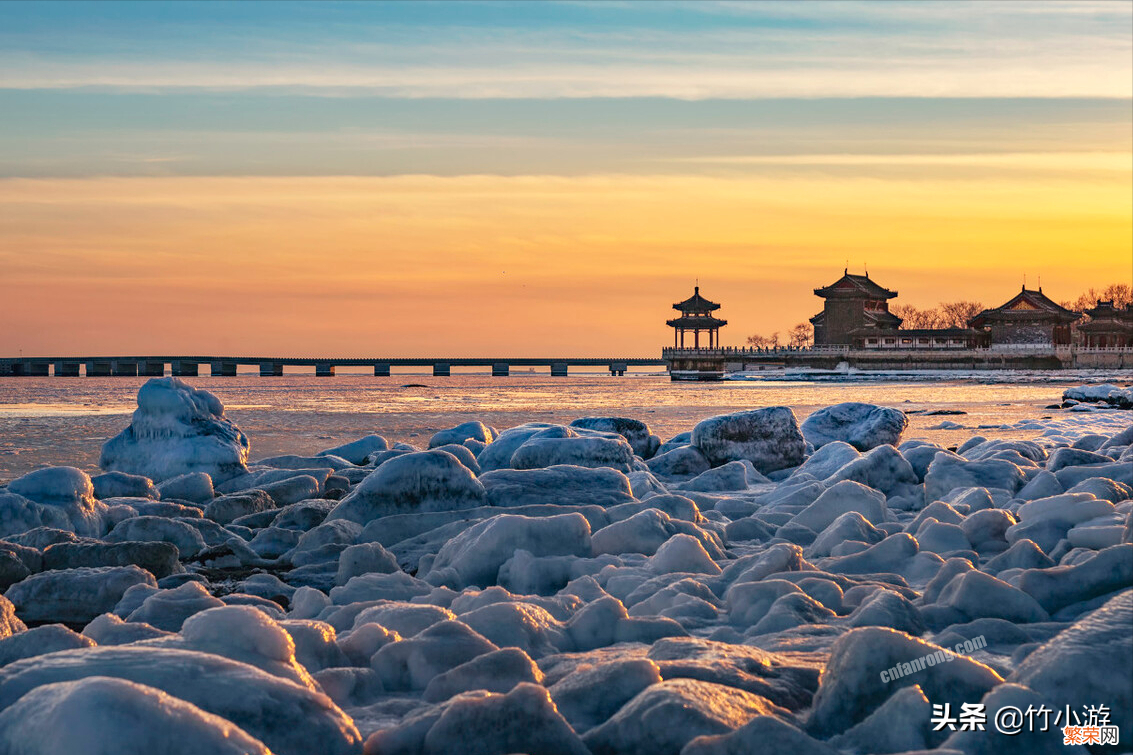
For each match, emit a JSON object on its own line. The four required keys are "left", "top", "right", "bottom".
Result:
{"left": 1, "top": 1, "right": 1131, "bottom": 356}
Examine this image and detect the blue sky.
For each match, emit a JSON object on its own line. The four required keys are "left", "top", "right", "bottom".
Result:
{"left": 1, "top": 0, "right": 1129, "bottom": 178}
{"left": 0, "top": 1, "right": 1129, "bottom": 354}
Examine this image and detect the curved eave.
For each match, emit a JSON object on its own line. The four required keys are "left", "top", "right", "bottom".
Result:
{"left": 667, "top": 317, "right": 727, "bottom": 329}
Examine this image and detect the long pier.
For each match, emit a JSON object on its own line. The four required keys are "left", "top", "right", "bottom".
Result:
{"left": 0, "top": 356, "right": 667, "bottom": 377}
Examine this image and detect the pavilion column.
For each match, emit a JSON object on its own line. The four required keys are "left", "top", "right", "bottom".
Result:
{"left": 695, "top": 330, "right": 700, "bottom": 348}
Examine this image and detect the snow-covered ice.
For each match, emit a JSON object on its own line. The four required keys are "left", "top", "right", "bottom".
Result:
{"left": 0, "top": 377, "right": 1129, "bottom": 753}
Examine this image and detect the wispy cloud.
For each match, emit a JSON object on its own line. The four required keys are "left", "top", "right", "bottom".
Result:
{"left": 0, "top": 1, "right": 1128, "bottom": 98}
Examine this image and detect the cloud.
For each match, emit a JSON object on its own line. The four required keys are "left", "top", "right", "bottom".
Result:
{"left": 0, "top": 2, "right": 1129, "bottom": 98}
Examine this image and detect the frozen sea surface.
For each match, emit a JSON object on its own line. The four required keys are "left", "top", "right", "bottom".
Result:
{"left": 1, "top": 371, "right": 1128, "bottom": 483}
{"left": 0, "top": 375, "right": 1129, "bottom": 754}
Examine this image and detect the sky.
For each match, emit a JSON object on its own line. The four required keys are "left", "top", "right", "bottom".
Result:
{"left": 1, "top": 0, "right": 1130, "bottom": 356}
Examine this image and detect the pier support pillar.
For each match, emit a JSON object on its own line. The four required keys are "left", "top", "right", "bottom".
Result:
{"left": 609, "top": 362, "right": 627, "bottom": 376}
{"left": 172, "top": 361, "right": 199, "bottom": 377}
{"left": 86, "top": 361, "right": 112, "bottom": 377}
{"left": 433, "top": 363, "right": 450, "bottom": 377}
{"left": 210, "top": 361, "right": 237, "bottom": 377}
{"left": 260, "top": 362, "right": 283, "bottom": 377}
{"left": 140, "top": 361, "right": 165, "bottom": 377}
{"left": 112, "top": 361, "right": 138, "bottom": 377}
{"left": 316, "top": 364, "right": 336, "bottom": 377}
{"left": 54, "top": 361, "right": 80, "bottom": 377}
{"left": 374, "top": 363, "right": 391, "bottom": 376}
{"left": 492, "top": 362, "right": 510, "bottom": 377}
{"left": 550, "top": 362, "right": 568, "bottom": 377}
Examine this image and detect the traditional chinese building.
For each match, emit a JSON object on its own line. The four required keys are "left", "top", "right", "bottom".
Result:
{"left": 667, "top": 286, "right": 727, "bottom": 349}
{"left": 850, "top": 327, "right": 989, "bottom": 350}
{"left": 810, "top": 270, "right": 901, "bottom": 346}
{"left": 1078, "top": 301, "right": 1133, "bottom": 348}
{"left": 968, "top": 287, "right": 1081, "bottom": 347}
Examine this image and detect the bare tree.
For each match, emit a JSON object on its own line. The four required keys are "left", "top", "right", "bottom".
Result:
{"left": 893, "top": 304, "right": 944, "bottom": 329}
{"left": 939, "top": 301, "right": 984, "bottom": 328}
{"left": 1101, "top": 283, "right": 1132, "bottom": 308}
{"left": 746, "top": 334, "right": 772, "bottom": 348}
{"left": 1061, "top": 283, "right": 1133, "bottom": 313}
{"left": 788, "top": 322, "right": 813, "bottom": 348}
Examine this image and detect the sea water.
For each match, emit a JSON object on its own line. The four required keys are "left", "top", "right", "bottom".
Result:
{"left": 0, "top": 370, "right": 1127, "bottom": 483}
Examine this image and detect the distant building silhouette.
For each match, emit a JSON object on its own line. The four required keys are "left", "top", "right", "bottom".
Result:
{"left": 667, "top": 286, "right": 727, "bottom": 348}
{"left": 810, "top": 270, "right": 900, "bottom": 346}
{"left": 1078, "top": 301, "right": 1133, "bottom": 348}
{"left": 969, "top": 287, "right": 1080, "bottom": 346}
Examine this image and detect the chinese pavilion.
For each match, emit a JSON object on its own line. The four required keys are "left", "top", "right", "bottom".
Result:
{"left": 667, "top": 286, "right": 727, "bottom": 349}
{"left": 1078, "top": 301, "right": 1133, "bottom": 348}
{"left": 810, "top": 270, "right": 901, "bottom": 346}
{"left": 968, "top": 287, "right": 1081, "bottom": 346}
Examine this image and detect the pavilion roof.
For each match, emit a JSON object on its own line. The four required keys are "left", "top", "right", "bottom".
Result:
{"left": 814, "top": 271, "right": 897, "bottom": 300}
{"left": 969, "top": 287, "right": 1081, "bottom": 327}
{"left": 667, "top": 315, "right": 727, "bottom": 329}
{"left": 1084, "top": 300, "right": 1131, "bottom": 320}
{"left": 672, "top": 286, "right": 721, "bottom": 313}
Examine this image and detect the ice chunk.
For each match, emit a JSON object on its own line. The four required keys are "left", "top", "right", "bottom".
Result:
{"left": 678, "top": 461, "right": 761, "bottom": 492}
{"left": 371, "top": 619, "right": 497, "bottom": 691}
{"left": 125, "top": 581, "right": 225, "bottom": 632}
{"left": 925, "top": 454, "right": 1026, "bottom": 503}
{"left": 424, "top": 513, "right": 591, "bottom": 589}
{"left": 319, "top": 435, "right": 389, "bottom": 465}
{"left": 791, "top": 480, "right": 887, "bottom": 533}
{"left": 81, "top": 613, "right": 171, "bottom": 645}
{"left": 801, "top": 402, "right": 907, "bottom": 451}
{"left": 0, "top": 646, "right": 361, "bottom": 755}
{"left": 480, "top": 465, "right": 636, "bottom": 508}
{"left": 592, "top": 509, "right": 722, "bottom": 558}
{"left": 548, "top": 658, "right": 661, "bottom": 732}
{"left": 847, "top": 589, "right": 925, "bottom": 635}
{"left": 335, "top": 542, "right": 399, "bottom": 586}
{"left": 422, "top": 647, "right": 542, "bottom": 702}
{"left": 1009, "top": 590, "right": 1132, "bottom": 750}
{"left": 821, "top": 533, "right": 919, "bottom": 576}
{"left": 0, "top": 676, "right": 271, "bottom": 755}
{"left": 459, "top": 601, "right": 568, "bottom": 658}
{"left": 0, "top": 624, "right": 94, "bottom": 666}
{"left": 100, "top": 378, "right": 250, "bottom": 483}
{"left": 329, "top": 572, "right": 431, "bottom": 605}
{"left": 646, "top": 533, "right": 721, "bottom": 575}
{"left": 582, "top": 678, "right": 787, "bottom": 755}
{"left": 807, "top": 626, "right": 1002, "bottom": 736}
{"left": 824, "top": 445, "right": 919, "bottom": 498}
{"left": 646, "top": 445, "right": 710, "bottom": 478}
{"left": 1017, "top": 543, "right": 1133, "bottom": 613}
{"left": 421, "top": 682, "right": 589, "bottom": 755}
{"left": 511, "top": 435, "right": 636, "bottom": 472}
{"left": 570, "top": 417, "right": 655, "bottom": 457}
{"left": 934, "top": 569, "right": 1049, "bottom": 622}
{"left": 685, "top": 715, "right": 840, "bottom": 755}
{"left": 828, "top": 683, "right": 933, "bottom": 754}
{"left": 156, "top": 472, "right": 214, "bottom": 503}
{"left": 429, "top": 421, "right": 496, "bottom": 449}
{"left": 5, "top": 566, "right": 156, "bottom": 625}
{"left": 43, "top": 541, "right": 181, "bottom": 580}
{"left": 91, "top": 471, "right": 159, "bottom": 501}
{"left": 205, "top": 489, "right": 276, "bottom": 525}
{"left": 3, "top": 467, "right": 106, "bottom": 538}
{"left": 105, "top": 516, "right": 206, "bottom": 559}
{"left": 351, "top": 603, "right": 453, "bottom": 637}
{"left": 691, "top": 407, "right": 807, "bottom": 473}
{"left": 793, "top": 441, "right": 861, "bottom": 481}
{"left": 327, "top": 450, "right": 486, "bottom": 525}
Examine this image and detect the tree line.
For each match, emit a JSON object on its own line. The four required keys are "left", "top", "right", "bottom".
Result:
{"left": 745, "top": 283, "right": 1132, "bottom": 347}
